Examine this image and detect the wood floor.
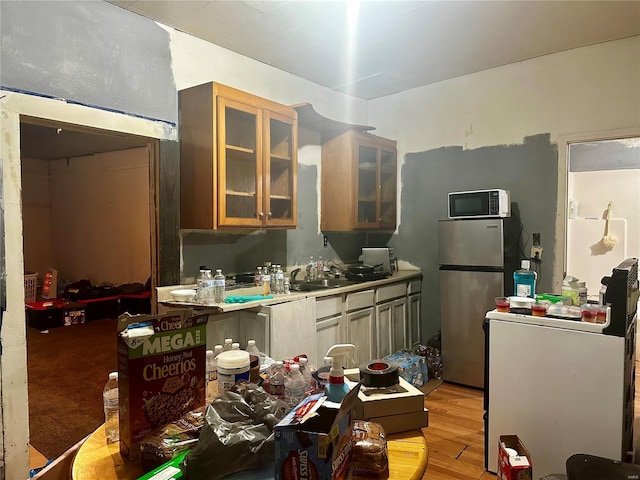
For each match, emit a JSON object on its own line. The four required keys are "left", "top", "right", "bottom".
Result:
{"left": 422, "top": 382, "right": 495, "bottom": 479}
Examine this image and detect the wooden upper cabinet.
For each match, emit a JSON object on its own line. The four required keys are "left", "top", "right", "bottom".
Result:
{"left": 321, "top": 130, "right": 397, "bottom": 232}
{"left": 179, "top": 82, "right": 297, "bottom": 229}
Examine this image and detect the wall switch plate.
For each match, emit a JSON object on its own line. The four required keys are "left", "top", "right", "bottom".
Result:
{"left": 530, "top": 246, "right": 543, "bottom": 259}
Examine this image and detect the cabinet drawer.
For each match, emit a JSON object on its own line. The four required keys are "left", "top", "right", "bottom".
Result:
{"left": 346, "top": 289, "right": 374, "bottom": 312}
{"left": 316, "top": 295, "right": 343, "bottom": 320}
{"left": 376, "top": 283, "right": 407, "bottom": 303}
{"left": 408, "top": 279, "right": 421, "bottom": 295}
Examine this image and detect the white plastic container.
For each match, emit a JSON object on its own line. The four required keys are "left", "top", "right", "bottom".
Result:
{"left": 103, "top": 371, "right": 119, "bottom": 443}
{"left": 217, "top": 350, "right": 250, "bottom": 393}
{"left": 284, "top": 363, "right": 305, "bottom": 407}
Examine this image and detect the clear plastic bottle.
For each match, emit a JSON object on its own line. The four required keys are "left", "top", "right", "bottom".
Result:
{"left": 285, "top": 363, "right": 306, "bottom": 408}
{"left": 298, "top": 357, "right": 312, "bottom": 393}
{"left": 254, "top": 266, "right": 263, "bottom": 286}
{"left": 513, "top": 259, "right": 537, "bottom": 298}
{"left": 274, "top": 265, "right": 285, "bottom": 294}
{"left": 231, "top": 342, "right": 240, "bottom": 350}
{"left": 103, "top": 371, "right": 119, "bottom": 443}
{"left": 201, "top": 269, "right": 214, "bottom": 304}
{"left": 265, "top": 360, "right": 286, "bottom": 400}
{"left": 206, "top": 349, "right": 217, "bottom": 404}
{"left": 316, "top": 256, "right": 324, "bottom": 279}
{"left": 196, "top": 266, "right": 207, "bottom": 303}
{"left": 213, "top": 269, "right": 225, "bottom": 303}
{"left": 262, "top": 270, "right": 271, "bottom": 295}
{"left": 307, "top": 256, "right": 316, "bottom": 281}
{"left": 222, "top": 338, "right": 233, "bottom": 352}
{"left": 246, "top": 339, "right": 260, "bottom": 357}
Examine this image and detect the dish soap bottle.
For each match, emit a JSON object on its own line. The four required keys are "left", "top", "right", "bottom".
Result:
{"left": 514, "top": 259, "right": 537, "bottom": 298}
{"left": 325, "top": 344, "right": 356, "bottom": 403}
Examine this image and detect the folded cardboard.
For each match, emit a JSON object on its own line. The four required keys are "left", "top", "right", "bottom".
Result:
{"left": 274, "top": 385, "right": 361, "bottom": 480}
{"left": 359, "top": 408, "right": 428, "bottom": 435}
{"left": 118, "top": 309, "right": 208, "bottom": 461}
{"left": 344, "top": 368, "right": 425, "bottom": 421}
{"left": 498, "top": 435, "right": 532, "bottom": 480}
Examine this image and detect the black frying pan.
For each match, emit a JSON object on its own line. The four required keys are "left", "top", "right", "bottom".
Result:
{"left": 347, "top": 263, "right": 383, "bottom": 275}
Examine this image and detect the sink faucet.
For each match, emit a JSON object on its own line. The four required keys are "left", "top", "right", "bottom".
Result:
{"left": 290, "top": 268, "right": 301, "bottom": 283}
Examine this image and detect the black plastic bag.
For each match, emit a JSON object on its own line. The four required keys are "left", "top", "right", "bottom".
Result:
{"left": 182, "top": 383, "right": 289, "bottom": 480}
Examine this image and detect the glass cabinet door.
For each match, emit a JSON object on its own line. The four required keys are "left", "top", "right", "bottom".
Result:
{"left": 356, "top": 142, "right": 379, "bottom": 228}
{"left": 217, "top": 97, "right": 263, "bottom": 227}
{"left": 264, "top": 110, "right": 297, "bottom": 227}
{"left": 378, "top": 146, "right": 397, "bottom": 228}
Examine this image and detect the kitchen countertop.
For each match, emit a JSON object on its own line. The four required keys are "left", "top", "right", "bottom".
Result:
{"left": 157, "top": 270, "right": 422, "bottom": 313}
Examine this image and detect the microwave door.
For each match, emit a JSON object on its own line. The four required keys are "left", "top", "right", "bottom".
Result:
{"left": 449, "top": 191, "right": 489, "bottom": 218}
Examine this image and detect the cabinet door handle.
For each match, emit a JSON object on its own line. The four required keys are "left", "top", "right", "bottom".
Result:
{"left": 259, "top": 212, "right": 264, "bottom": 218}
{"left": 267, "top": 212, "right": 272, "bottom": 217}
{"left": 378, "top": 217, "right": 382, "bottom": 222}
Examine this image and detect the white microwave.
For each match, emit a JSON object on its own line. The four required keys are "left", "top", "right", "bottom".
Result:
{"left": 448, "top": 189, "right": 510, "bottom": 219}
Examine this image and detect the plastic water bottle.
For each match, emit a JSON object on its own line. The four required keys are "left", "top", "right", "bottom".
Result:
{"left": 222, "top": 338, "right": 233, "bottom": 352}
{"left": 254, "top": 266, "right": 263, "bottom": 286}
{"left": 513, "top": 259, "right": 537, "bottom": 298}
{"left": 206, "top": 348, "right": 221, "bottom": 403}
{"left": 274, "top": 265, "right": 285, "bottom": 294}
{"left": 316, "top": 257, "right": 324, "bottom": 279}
{"left": 298, "top": 357, "right": 312, "bottom": 393}
{"left": 103, "top": 371, "right": 119, "bottom": 443}
{"left": 285, "top": 363, "right": 306, "bottom": 408}
{"left": 316, "top": 356, "right": 333, "bottom": 392}
{"left": 231, "top": 342, "right": 240, "bottom": 350}
{"left": 213, "top": 269, "right": 225, "bottom": 303}
{"left": 265, "top": 361, "right": 286, "bottom": 400}
{"left": 262, "top": 271, "right": 271, "bottom": 295}
{"left": 201, "top": 269, "right": 214, "bottom": 304}
{"left": 196, "top": 266, "right": 207, "bottom": 303}
{"left": 246, "top": 339, "right": 261, "bottom": 357}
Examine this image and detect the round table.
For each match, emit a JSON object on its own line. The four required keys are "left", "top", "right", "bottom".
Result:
{"left": 72, "top": 424, "right": 428, "bottom": 480}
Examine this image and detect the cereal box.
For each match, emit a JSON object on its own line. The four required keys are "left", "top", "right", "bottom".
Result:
{"left": 118, "top": 310, "right": 208, "bottom": 461}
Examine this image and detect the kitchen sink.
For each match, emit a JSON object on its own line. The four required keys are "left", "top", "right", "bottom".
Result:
{"left": 290, "top": 278, "right": 357, "bottom": 291}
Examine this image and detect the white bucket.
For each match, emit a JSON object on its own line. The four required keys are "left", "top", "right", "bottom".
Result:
{"left": 217, "top": 350, "right": 250, "bottom": 392}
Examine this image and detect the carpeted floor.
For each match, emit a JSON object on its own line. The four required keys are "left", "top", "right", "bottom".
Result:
{"left": 27, "top": 318, "right": 118, "bottom": 459}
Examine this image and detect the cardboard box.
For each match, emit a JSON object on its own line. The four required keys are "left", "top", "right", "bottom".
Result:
{"left": 118, "top": 310, "right": 208, "bottom": 461}
{"left": 344, "top": 368, "right": 425, "bottom": 421}
{"left": 274, "top": 385, "right": 361, "bottom": 480}
{"left": 360, "top": 408, "right": 428, "bottom": 435}
{"left": 63, "top": 302, "right": 86, "bottom": 326}
{"left": 498, "top": 435, "right": 532, "bottom": 480}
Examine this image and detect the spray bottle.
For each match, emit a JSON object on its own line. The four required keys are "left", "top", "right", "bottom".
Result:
{"left": 325, "top": 343, "right": 357, "bottom": 403}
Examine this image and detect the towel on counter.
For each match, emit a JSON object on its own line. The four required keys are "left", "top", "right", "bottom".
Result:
{"left": 224, "top": 295, "right": 273, "bottom": 304}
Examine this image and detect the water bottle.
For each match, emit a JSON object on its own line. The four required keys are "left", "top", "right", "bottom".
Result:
{"left": 513, "top": 259, "right": 537, "bottom": 298}
{"left": 274, "top": 265, "right": 285, "bottom": 294}
{"left": 262, "top": 270, "right": 271, "bottom": 295}
{"left": 206, "top": 349, "right": 217, "bottom": 403}
{"left": 316, "top": 257, "right": 324, "bottom": 279}
{"left": 246, "top": 339, "right": 261, "bottom": 357}
{"left": 254, "top": 266, "right": 263, "bottom": 286}
{"left": 103, "top": 371, "right": 119, "bottom": 443}
{"left": 298, "top": 357, "right": 312, "bottom": 393}
{"left": 265, "top": 361, "right": 286, "bottom": 400}
{"left": 213, "top": 269, "right": 225, "bottom": 303}
{"left": 196, "top": 266, "right": 207, "bottom": 303}
{"left": 222, "top": 338, "right": 233, "bottom": 352}
{"left": 316, "top": 356, "right": 333, "bottom": 392}
{"left": 201, "top": 269, "right": 214, "bottom": 304}
{"left": 285, "top": 363, "right": 306, "bottom": 408}
{"left": 231, "top": 342, "right": 240, "bottom": 350}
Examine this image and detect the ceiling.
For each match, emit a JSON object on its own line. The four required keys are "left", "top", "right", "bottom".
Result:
{"left": 108, "top": 0, "right": 640, "bottom": 100}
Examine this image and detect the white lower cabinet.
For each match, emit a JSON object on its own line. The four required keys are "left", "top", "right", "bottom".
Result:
{"left": 346, "top": 307, "right": 375, "bottom": 367}
{"left": 375, "top": 296, "right": 408, "bottom": 358}
{"left": 408, "top": 292, "right": 421, "bottom": 346}
{"left": 206, "top": 311, "right": 242, "bottom": 348}
{"left": 316, "top": 314, "right": 342, "bottom": 364}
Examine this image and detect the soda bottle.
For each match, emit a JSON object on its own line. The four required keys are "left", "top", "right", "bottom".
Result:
{"left": 265, "top": 361, "right": 286, "bottom": 400}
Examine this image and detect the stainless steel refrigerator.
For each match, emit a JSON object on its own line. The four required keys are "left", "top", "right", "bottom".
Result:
{"left": 438, "top": 218, "right": 520, "bottom": 388}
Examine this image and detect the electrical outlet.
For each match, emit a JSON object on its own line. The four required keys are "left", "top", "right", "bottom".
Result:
{"left": 323, "top": 235, "right": 328, "bottom": 247}
{"left": 530, "top": 246, "right": 543, "bottom": 259}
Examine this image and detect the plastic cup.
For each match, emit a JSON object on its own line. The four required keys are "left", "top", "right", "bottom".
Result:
{"left": 581, "top": 304, "right": 598, "bottom": 323}
{"left": 495, "top": 297, "right": 510, "bottom": 313}
{"left": 596, "top": 304, "right": 608, "bottom": 324}
{"left": 531, "top": 301, "right": 549, "bottom": 317}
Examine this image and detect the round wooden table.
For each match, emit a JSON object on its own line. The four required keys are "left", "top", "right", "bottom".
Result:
{"left": 72, "top": 424, "right": 428, "bottom": 480}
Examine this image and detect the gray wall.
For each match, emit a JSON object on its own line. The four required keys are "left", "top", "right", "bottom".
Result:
{"left": 393, "top": 133, "right": 558, "bottom": 339}
{"left": 0, "top": 0, "right": 177, "bottom": 124}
